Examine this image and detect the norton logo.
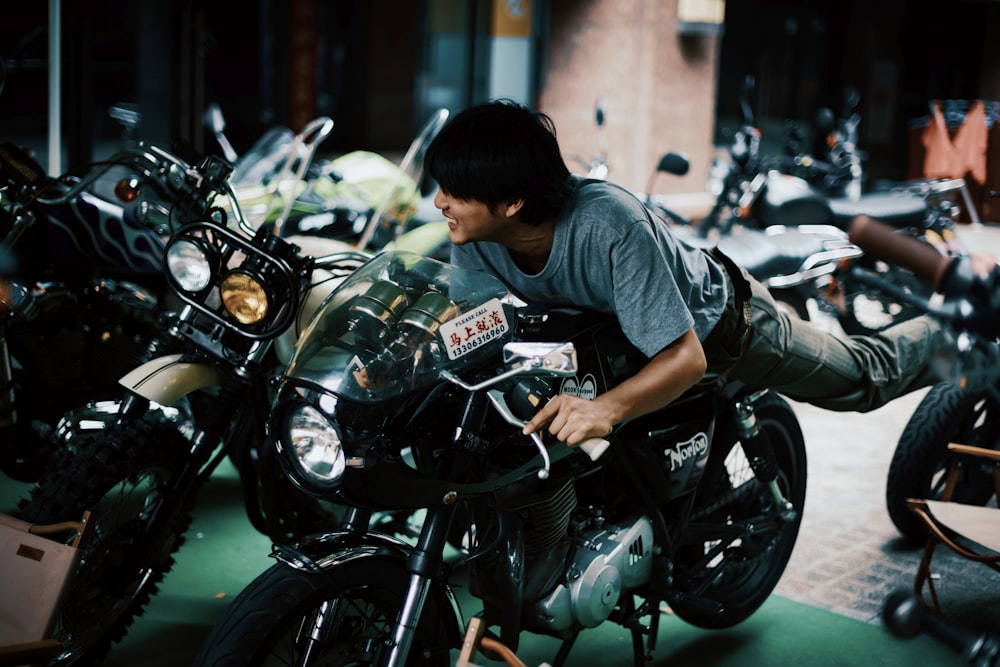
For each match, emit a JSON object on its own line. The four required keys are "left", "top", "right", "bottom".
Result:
{"left": 560, "top": 374, "right": 597, "bottom": 401}
{"left": 665, "top": 432, "right": 709, "bottom": 472}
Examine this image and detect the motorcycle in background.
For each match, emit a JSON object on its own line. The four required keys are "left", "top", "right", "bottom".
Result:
{"left": 0, "top": 138, "right": 235, "bottom": 481}
{"left": 705, "top": 75, "right": 965, "bottom": 337}
{"left": 205, "top": 103, "right": 451, "bottom": 256}
{"left": 191, "top": 248, "right": 808, "bottom": 666}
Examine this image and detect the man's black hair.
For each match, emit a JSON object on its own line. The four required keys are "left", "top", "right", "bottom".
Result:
{"left": 425, "top": 99, "right": 573, "bottom": 226}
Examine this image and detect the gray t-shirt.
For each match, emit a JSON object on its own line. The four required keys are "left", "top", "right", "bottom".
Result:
{"left": 450, "top": 178, "right": 728, "bottom": 358}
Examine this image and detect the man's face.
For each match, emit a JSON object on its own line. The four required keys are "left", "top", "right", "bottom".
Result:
{"left": 433, "top": 189, "right": 511, "bottom": 245}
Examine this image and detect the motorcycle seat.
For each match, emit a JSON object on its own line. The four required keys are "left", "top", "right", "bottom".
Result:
{"left": 829, "top": 192, "right": 927, "bottom": 229}
{"left": 716, "top": 228, "right": 832, "bottom": 281}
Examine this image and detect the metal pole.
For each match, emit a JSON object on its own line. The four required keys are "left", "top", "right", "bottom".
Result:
{"left": 48, "top": 0, "right": 61, "bottom": 175}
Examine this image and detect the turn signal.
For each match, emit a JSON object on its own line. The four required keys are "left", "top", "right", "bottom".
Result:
{"left": 221, "top": 272, "right": 268, "bottom": 324}
{"left": 114, "top": 177, "right": 140, "bottom": 203}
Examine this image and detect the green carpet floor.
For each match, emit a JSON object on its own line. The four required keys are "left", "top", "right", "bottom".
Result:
{"left": 2, "top": 461, "right": 966, "bottom": 666}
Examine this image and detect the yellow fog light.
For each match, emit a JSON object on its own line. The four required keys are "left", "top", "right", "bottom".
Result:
{"left": 220, "top": 272, "right": 269, "bottom": 324}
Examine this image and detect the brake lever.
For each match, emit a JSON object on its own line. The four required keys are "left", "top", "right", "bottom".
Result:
{"left": 484, "top": 389, "right": 610, "bottom": 480}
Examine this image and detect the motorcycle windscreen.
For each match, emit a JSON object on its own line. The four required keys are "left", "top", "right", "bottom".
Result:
{"left": 285, "top": 251, "right": 513, "bottom": 402}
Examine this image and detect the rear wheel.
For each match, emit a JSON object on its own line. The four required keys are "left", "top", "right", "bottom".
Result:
{"left": 15, "top": 414, "right": 192, "bottom": 666}
{"left": 193, "top": 558, "right": 454, "bottom": 667}
{"left": 886, "top": 383, "right": 999, "bottom": 544}
{"left": 668, "top": 391, "right": 807, "bottom": 628}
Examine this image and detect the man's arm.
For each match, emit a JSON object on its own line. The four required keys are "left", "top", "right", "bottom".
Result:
{"left": 523, "top": 328, "right": 707, "bottom": 447}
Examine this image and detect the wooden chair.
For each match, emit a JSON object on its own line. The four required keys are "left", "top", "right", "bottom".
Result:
{"left": 906, "top": 442, "right": 1000, "bottom": 619}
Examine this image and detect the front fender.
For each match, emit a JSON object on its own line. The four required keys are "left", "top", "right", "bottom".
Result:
{"left": 271, "top": 530, "right": 465, "bottom": 642}
{"left": 119, "top": 353, "right": 221, "bottom": 405}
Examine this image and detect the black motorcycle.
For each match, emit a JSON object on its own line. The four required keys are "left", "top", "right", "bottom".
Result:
{"left": 706, "top": 75, "right": 963, "bottom": 337}
{"left": 192, "top": 250, "right": 808, "bottom": 667}
{"left": 0, "top": 139, "right": 235, "bottom": 481}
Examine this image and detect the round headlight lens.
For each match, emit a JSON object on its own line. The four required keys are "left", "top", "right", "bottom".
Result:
{"left": 166, "top": 239, "right": 212, "bottom": 292}
{"left": 281, "top": 403, "right": 346, "bottom": 489}
{"left": 221, "top": 271, "right": 269, "bottom": 324}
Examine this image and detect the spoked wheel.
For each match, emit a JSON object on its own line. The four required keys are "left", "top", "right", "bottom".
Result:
{"left": 193, "top": 558, "right": 454, "bottom": 667}
{"left": 15, "top": 414, "right": 192, "bottom": 666}
{"left": 668, "top": 391, "right": 807, "bottom": 628}
{"left": 837, "top": 259, "right": 930, "bottom": 336}
{"left": 886, "top": 383, "right": 1000, "bottom": 544}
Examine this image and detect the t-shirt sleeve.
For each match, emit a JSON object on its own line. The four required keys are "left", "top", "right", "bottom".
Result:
{"left": 608, "top": 220, "right": 696, "bottom": 357}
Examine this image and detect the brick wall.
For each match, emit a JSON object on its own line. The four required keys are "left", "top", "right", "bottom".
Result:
{"left": 538, "top": 0, "right": 720, "bottom": 199}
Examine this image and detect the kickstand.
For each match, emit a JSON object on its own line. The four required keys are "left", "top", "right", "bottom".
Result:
{"left": 623, "top": 597, "right": 660, "bottom": 666}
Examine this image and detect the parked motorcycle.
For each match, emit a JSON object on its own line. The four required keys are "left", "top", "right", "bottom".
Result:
{"left": 705, "top": 75, "right": 964, "bottom": 337}
{"left": 206, "top": 103, "right": 450, "bottom": 255}
{"left": 640, "top": 149, "right": 863, "bottom": 326}
{"left": 191, "top": 247, "right": 808, "bottom": 666}
{"left": 0, "top": 138, "right": 235, "bottom": 481}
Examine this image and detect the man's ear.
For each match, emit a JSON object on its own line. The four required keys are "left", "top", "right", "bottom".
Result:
{"left": 503, "top": 199, "right": 524, "bottom": 218}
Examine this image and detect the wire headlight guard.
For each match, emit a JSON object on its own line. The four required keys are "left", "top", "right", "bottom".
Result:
{"left": 164, "top": 219, "right": 307, "bottom": 339}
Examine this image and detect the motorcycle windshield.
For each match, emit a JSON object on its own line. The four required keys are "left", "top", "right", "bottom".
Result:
{"left": 285, "top": 251, "right": 513, "bottom": 403}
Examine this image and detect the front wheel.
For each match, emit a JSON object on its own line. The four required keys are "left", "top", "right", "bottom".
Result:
{"left": 886, "top": 383, "right": 1000, "bottom": 544}
{"left": 14, "top": 414, "right": 193, "bottom": 666}
{"left": 193, "top": 557, "right": 454, "bottom": 666}
{"left": 668, "top": 391, "right": 807, "bottom": 628}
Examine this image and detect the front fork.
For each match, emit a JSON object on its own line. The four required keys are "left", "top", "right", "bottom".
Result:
{"left": 386, "top": 390, "right": 488, "bottom": 666}
{"left": 385, "top": 502, "right": 459, "bottom": 667}
{"left": 734, "top": 389, "right": 797, "bottom": 522}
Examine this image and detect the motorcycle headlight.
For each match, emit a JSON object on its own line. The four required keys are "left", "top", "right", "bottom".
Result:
{"left": 277, "top": 403, "right": 346, "bottom": 493}
{"left": 221, "top": 271, "right": 269, "bottom": 324}
{"left": 166, "top": 238, "right": 213, "bottom": 292}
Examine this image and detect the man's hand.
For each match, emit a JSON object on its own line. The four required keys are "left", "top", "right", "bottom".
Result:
{"left": 523, "top": 328, "right": 707, "bottom": 449}
{"left": 522, "top": 394, "right": 614, "bottom": 447}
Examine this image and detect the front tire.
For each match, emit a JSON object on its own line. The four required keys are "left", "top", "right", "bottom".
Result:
{"left": 193, "top": 557, "right": 454, "bottom": 666}
{"left": 15, "top": 414, "right": 192, "bottom": 666}
{"left": 668, "top": 391, "right": 807, "bottom": 628}
{"left": 886, "top": 383, "right": 999, "bottom": 544}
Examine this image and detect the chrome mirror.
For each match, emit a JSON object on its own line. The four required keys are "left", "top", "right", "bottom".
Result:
{"left": 502, "top": 342, "right": 578, "bottom": 376}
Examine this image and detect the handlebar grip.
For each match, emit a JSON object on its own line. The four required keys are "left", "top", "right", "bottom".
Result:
{"left": 578, "top": 438, "right": 610, "bottom": 461}
{"left": 848, "top": 215, "right": 954, "bottom": 288}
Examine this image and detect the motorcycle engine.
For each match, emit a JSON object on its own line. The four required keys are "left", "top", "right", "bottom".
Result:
{"left": 533, "top": 511, "right": 654, "bottom": 630}
{"left": 8, "top": 278, "right": 160, "bottom": 391}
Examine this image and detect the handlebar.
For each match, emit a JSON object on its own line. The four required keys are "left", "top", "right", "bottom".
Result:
{"left": 578, "top": 437, "right": 610, "bottom": 461}
{"left": 848, "top": 214, "right": 955, "bottom": 288}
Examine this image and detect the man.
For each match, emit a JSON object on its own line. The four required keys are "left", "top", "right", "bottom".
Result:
{"left": 422, "top": 99, "right": 957, "bottom": 448}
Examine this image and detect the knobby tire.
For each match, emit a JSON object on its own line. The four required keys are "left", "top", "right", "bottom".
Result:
{"left": 15, "top": 413, "right": 193, "bottom": 666}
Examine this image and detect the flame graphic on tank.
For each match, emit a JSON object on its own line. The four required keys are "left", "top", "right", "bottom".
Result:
{"left": 45, "top": 191, "right": 165, "bottom": 274}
